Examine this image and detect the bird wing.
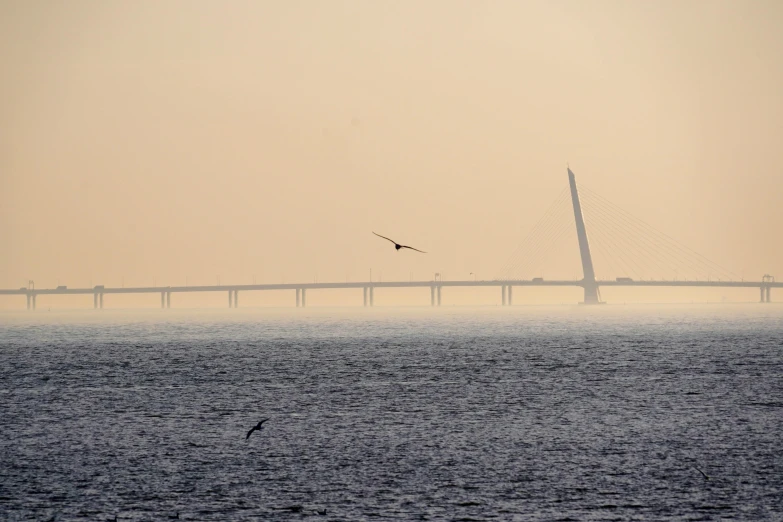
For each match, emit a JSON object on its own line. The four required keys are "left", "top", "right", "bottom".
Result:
{"left": 259, "top": 418, "right": 270, "bottom": 426}
{"left": 246, "top": 426, "right": 256, "bottom": 440}
{"left": 373, "top": 232, "right": 398, "bottom": 245}
{"left": 400, "top": 245, "right": 427, "bottom": 253}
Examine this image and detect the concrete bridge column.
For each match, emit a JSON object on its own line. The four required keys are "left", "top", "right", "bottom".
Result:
{"left": 233, "top": 290, "right": 238, "bottom": 309}
{"left": 162, "top": 292, "right": 167, "bottom": 309}
{"left": 508, "top": 286, "right": 513, "bottom": 306}
{"left": 167, "top": 291, "right": 171, "bottom": 309}
{"left": 369, "top": 287, "right": 374, "bottom": 307}
{"left": 27, "top": 294, "right": 31, "bottom": 310}
{"left": 32, "top": 294, "right": 36, "bottom": 310}
{"left": 302, "top": 288, "right": 307, "bottom": 308}
{"left": 437, "top": 286, "right": 442, "bottom": 306}
{"left": 767, "top": 287, "right": 771, "bottom": 303}
{"left": 760, "top": 287, "right": 765, "bottom": 303}
{"left": 502, "top": 285, "right": 507, "bottom": 306}
{"left": 363, "top": 287, "right": 368, "bottom": 307}
{"left": 94, "top": 293, "right": 98, "bottom": 309}
{"left": 296, "top": 288, "right": 301, "bottom": 307}
{"left": 100, "top": 293, "right": 104, "bottom": 309}
{"left": 228, "top": 290, "right": 233, "bottom": 308}
{"left": 431, "top": 286, "right": 435, "bottom": 307}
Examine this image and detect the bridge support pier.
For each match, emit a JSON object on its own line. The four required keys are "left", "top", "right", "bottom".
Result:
{"left": 233, "top": 290, "right": 238, "bottom": 309}
{"left": 228, "top": 291, "right": 233, "bottom": 308}
{"left": 369, "top": 287, "right": 374, "bottom": 307}
{"left": 502, "top": 285, "right": 506, "bottom": 306}
{"left": 767, "top": 287, "right": 771, "bottom": 303}
{"left": 302, "top": 288, "right": 307, "bottom": 307}
{"left": 32, "top": 294, "right": 36, "bottom": 310}
{"left": 508, "top": 286, "right": 513, "bottom": 306}
{"left": 431, "top": 286, "right": 435, "bottom": 307}
{"left": 100, "top": 293, "right": 104, "bottom": 309}
{"left": 95, "top": 293, "right": 99, "bottom": 309}
{"left": 27, "top": 294, "right": 31, "bottom": 310}
{"left": 166, "top": 291, "right": 171, "bottom": 309}
{"left": 437, "top": 286, "right": 442, "bottom": 306}
{"left": 760, "top": 287, "right": 765, "bottom": 303}
{"left": 162, "top": 292, "right": 167, "bottom": 309}
{"left": 363, "top": 287, "right": 367, "bottom": 307}
{"left": 296, "top": 288, "right": 301, "bottom": 307}
{"left": 581, "top": 283, "right": 601, "bottom": 305}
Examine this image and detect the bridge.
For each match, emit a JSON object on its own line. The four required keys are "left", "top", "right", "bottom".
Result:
{"left": 3, "top": 169, "right": 778, "bottom": 310}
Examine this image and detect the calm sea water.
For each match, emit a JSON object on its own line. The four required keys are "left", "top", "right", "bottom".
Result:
{"left": 1, "top": 306, "right": 782, "bottom": 521}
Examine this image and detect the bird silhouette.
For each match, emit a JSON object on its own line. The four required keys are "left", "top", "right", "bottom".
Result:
{"left": 373, "top": 232, "right": 426, "bottom": 253}
{"left": 246, "top": 418, "right": 270, "bottom": 440}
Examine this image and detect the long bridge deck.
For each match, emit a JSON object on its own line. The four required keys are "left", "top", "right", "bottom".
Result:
{"left": 1, "top": 278, "right": 778, "bottom": 309}
{"left": 2, "top": 279, "right": 782, "bottom": 295}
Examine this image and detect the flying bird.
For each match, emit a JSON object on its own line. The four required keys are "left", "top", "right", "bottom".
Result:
{"left": 373, "top": 232, "right": 427, "bottom": 253}
{"left": 246, "top": 418, "right": 270, "bottom": 440}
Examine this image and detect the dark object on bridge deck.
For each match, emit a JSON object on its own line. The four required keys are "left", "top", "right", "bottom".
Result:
{"left": 616, "top": 277, "right": 633, "bottom": 282}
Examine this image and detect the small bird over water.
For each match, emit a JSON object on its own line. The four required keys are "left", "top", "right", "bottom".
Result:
{"left": 246, "top": 418, "right": 270, "bottom": 440}
{"left": 373, "top": 232, "right": 427, "bottom": 253}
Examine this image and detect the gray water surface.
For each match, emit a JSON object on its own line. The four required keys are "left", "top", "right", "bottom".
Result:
{"left": 2, "top": 306, "right": 782, "bottom": 520}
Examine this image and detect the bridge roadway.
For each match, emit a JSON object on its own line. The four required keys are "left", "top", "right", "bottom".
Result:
{"left": 2, "top": 279, "right": 779, "bottom": 309}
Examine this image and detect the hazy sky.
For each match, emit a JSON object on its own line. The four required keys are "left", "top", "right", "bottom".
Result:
{"left": 2, "top": 1, "right": 782, "bottom": 306}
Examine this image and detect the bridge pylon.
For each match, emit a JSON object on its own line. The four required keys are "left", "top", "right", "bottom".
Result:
{"left": 568, "top": 168, "right": 601, "bottom": 304}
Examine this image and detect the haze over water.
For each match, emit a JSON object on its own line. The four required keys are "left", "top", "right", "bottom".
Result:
{"left": 2, "top": 306, "right": 782, "bottom": 520}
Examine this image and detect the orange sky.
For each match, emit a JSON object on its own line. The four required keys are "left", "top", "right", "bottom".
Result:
{"left": 2, "top": 1, "right": 782, "bottom": 307}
